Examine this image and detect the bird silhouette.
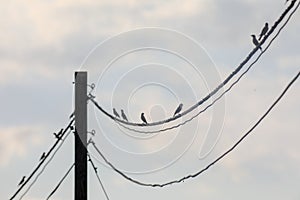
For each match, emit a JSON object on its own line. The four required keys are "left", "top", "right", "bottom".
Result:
{"left": 121, "top": 109, "right": 128, "bottom": 121}
{"left": 258, "top": 23, "right": 268, "bottom": 40}
{"left": 141, "top": 113, "right": 147, "bottom": 124}
{"left": 53, "top": 132, "right": 61, "bottom": 140}
{"left": 39, "top": 152, "right": 46, "bottom": 161}
{"left": 18, "top": 176, "right": 26, "bottom": 186}
{"left": 251, "top": 34, "right": 262, "bottom": 51}
{"left": 113, "top": 108, "right": 120, "bottom": 118}
{"left": 173, "top": 103, "right": 183, "bottom": 117}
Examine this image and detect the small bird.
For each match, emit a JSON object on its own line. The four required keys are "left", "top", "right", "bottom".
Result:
{"left": 18, "top": 176, "right": 26, "bottom": 186}
{"left": 251, "top": 34, "right": 262, "bottom": 51}
{"left": 141, "top": 113, "right": 147, "bottom": 124}
{"left": 258, "top": 23, "right": 268, "bottom": 40}
{"left": 173, "top": 103, "right": 183, "bottom": 117}
{"left": 121, "top": 109, "right": 128, "bottom": 121}
{"left": 113, "top": 108, "right": 120, "bottom": 118}
{"left": 53, "top": 132, "right": 60, "bottom": 139}
{"left": 39, "top": 152, "right": 46, "bottom": 161}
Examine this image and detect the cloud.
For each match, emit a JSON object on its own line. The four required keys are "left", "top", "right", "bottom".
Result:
{"left": 0, "top": 125, "right": 44, "bottom": 167}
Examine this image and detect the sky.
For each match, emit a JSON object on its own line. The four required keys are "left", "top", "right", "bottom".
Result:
{"left": 0, "top": 0, "right": 300, "bottom": 200}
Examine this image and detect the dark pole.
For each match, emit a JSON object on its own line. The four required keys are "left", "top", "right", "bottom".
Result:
{"left": 75, "top": 71, "right": 87, "bottom": 200}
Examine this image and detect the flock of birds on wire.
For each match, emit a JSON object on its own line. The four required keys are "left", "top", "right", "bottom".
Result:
{"left": 113, "top": 103, "right": 183, "bottom": 124}
{"left": 112, "top": 22, "right": 270, "bottom": 124}
{"left": 16, "top": 126, "right": 76, "bottom": 186}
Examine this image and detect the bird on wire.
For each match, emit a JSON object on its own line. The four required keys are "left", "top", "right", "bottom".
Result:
{"left": 113, "top": 108, "right": 120, "bottom": 118}
{"left": 258, "top": 22, "right": 269, "bottom": 40}
{"left": 173, "top": 103, "right": 183, "bottom": 117}
{"left": 121, "top": 109, "right": 128, "bottom": 121}
{"left": 251, "top": 34, "right": 262, "bottom": 51}
{"left": 53, "top": 132, "right": 60, "bottom": 140}
{"left": 18, "top": 176, "right": 26, "bottom": 186}
{"left": 141, "top": 113, "right": 148, "bottom": 124}
{"left": 39, "top": 152, "right": 46, "bottom": 161}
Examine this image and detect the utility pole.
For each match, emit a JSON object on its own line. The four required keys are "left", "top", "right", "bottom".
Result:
{"left": 75, "top": 71, "right": 87, "bottom": 200}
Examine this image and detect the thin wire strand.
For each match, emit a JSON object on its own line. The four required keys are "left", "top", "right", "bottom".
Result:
{"left": 91, "top": 70, "right": 300, "bottom": 187}
{"left": 19, "top": 129, "right": 73, "bottom": 200}
{"left": 46, "top": 163, "right": 75, "bottom": 200}
{"left": 111, "top": 0, "right": 300, "bottom": 134}
{"left": 90, "top": 0, "right": 298, "bottom": 127}
{"left": 9, "top": 119, "right": 74, "bottom": 200}
{"left": 88, "top": 154, "right": 110, "bottom": 200}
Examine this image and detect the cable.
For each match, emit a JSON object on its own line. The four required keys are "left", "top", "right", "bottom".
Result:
{"left": 90, "top": 0, "right": 298, "bottom": 127}
{"left": 19, "top": 128, "right": 73, "bottom": 200}
{"left": 46, "top": 163, "right": 75, "bottom": 200}
{"left": 91, "top": 70, "right": 300, "bottom": 187}
{"left": 9, "top": 119, "right": 74, "bottom": 200}
{"left": 111, "top": 0, "right": 300, "bottom": 134}
{"left": 88, "top": 153, "right": 110, "bottom": 200}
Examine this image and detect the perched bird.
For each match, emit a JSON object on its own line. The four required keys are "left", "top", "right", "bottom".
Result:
{"left": 258, "top": 22, "right": 268, "bottom": 40}
{"left": 39, "top": 152, "right": 46, "bottom": 161}
{"left": 141, "top": 113, "right": 147, "bottom": 124}
{"left": 113, "top": 108, "right": 120, "bottom": 118}
{"left": 251, "top": 34, "right": 262, "bottom": 51}
{"left": 121, "top": 109, "right": 128, "bottom": 121}
{"left": 173, "top": 103, "right": 183, "bottom": 117}
{"left": 53, "top": 132, "right": 61, "bottom": 140}
{"left": 18, "top": 176, "right": 26, "bottom": 186}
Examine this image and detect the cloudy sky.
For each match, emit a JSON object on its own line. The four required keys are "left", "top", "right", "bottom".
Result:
{"left": 0, "top": 0, "right": 299, "bottom": 200}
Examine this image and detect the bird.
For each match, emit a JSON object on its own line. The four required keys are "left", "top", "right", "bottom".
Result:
{"left": 251, "top": 34, "right": 262, "bottom": 51}
{"left": 141, "top": 113, "right": 147, "bottom": 124}
{"left": 121, "top": 109, "right": 128, "bottom": 121}
{"left": 53, "top": 132, "right": 61, "bottom": 140}
{"left": 18, "top": 176, "right": 26, "bottom": 186}
{"left": 258, "top": 22, "right": 268, "bottom": 40}
{"left": 173, "top": 103, "right": 183, "bottom": 117}
{"left": 39, "top": 152, "right": 46, "bottom": 161}
{"left": 113, "top": 108, "right": 120, "bottom": 118}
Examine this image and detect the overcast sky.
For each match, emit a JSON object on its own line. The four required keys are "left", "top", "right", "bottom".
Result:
{"left": 0, "top": 0, "right": 300, "bottom": 200}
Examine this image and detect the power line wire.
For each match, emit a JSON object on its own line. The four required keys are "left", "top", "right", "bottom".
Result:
{"left": 19, "top": 128, "right": 73, "bottom": 200}
{"left": 91, "top": 70, "right": 300, "bottom": 187}
{"left": 90, "top": 0, "right": 298, "bottom": 128}
{"left": 9, "top": 119, "right": 74, "bottom": 200}
{"left": 46, "top": 163, "right": 75, "bottom": 200}
{"left": 110, "top": 0, "right": 300, "bottom": 134}
{"left": 88, "top": 153, "right": 110, "bottom": 200}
